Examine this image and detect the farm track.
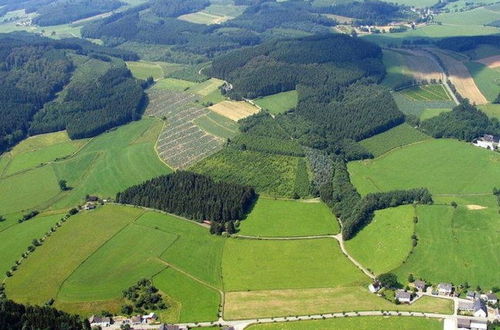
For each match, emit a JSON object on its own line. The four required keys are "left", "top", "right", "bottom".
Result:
{"left": 146, "top": 89, "right": 224, "bottom": 169}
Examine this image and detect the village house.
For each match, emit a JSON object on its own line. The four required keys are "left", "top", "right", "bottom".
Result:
{"left": 142, "top": 312, "right": 158, "bottom": 324}
{"left": 88, "top": 315, "right": 111, "bottom": 328}
{"left": 368, "top": 282, "right": 381, "bottom": 293}
{"left": 473, "top": 299, "right": 488, "bottom": 318}
{"left": 414, "top": 280, "right": 426, "bottom": 292}
{"left": 438, "top": 283, "right": 453, "bottom": 296}
{"left": 473, "top": 134, "right": 499, "bottom": 150}
{"left": 130, "top": 315, "right": 142, "bottom": 324}
{"left": 395, "top": 290, "right": 412, "bottom": 303}
{"left": 458, "top": 300, "right": 475, "bottom": 313}
{"left": 470, "top": 319, "right": 488, "bottom": 330}
{"left": 158, "top": 325, "right": 188, "bottom": 330}
{"left": 467, "top": 291, "right": 478, "bottom": 300}
{"left": 457, "top": 318, "right": 471, "bottom": 330}
{"left": 486, "top": 292, "right": 498, "bottom": 305}
{"left": 83, "top": 202, "right": 96, "bottom": 210}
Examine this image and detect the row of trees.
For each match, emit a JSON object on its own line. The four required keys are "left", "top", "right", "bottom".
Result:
{"left": 116, "top": 171, "right": 257, "bottom": 233}
{"left": 321, "top": 161, "right": 433, "bottom": 240}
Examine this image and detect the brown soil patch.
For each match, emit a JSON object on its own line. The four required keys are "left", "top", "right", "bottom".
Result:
{"left": 477, "top": 55, "right": 500, "bottom": 69}
{"left": 466, "top": 204, "right": 487, "bottom": 210}
{"left": 209, "top": 101, "right": 260, "bottom": 121}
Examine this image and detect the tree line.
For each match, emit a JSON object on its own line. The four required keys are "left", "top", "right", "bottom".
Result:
{"left": 116, "top": 171, "right": 257, "bottom": 234}
{"left": 321, "top": 161, "right": 433, "bottom": 240}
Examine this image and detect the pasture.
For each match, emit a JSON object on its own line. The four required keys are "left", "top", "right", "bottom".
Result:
{"left": 345, "top": 206, "right": 415, "bottom": 275}
{"left": 395, "top": 196, "right": 499, "bottom": 289}
{"left": 392, "top": 92, "right": 456, "bottom": 118}
{"left": 224, "top": 287, "right": 453, "bottom": 319}
{"left": 178, "top": 3, "right": 246, "bottom": 25}
{"left": 419, "top": 108, "right": 452, "bottom": 120}
{"left": 238, "top": 198, "right": 339, "bottom": 237}
{"left": 382, "top": 49, "right": 412, "bottom": 89}
{"left": 126, "top": 61, "right": 165, "bottom": 80}
{"left": 465, "top": 61, "right": 500, "bottom": 102}
{"left": 194, "top": 112, "right": 239, "bottom": 139}
{"left": 246, "top": 316, "right": 443, "bottom": 330}
{"left": 222, "top": 238, "right": 366, "bottom": 291}
{"left": 359, "top": 123, "right": 430, "bottom": 157}
{"left": 153, "top": 268, "right": 220, "bottom": 322}
{"left": 254, "top": 90, "right": 298, "bottom": 114}
{"left": 209, "top": 101, "right": 260, "bottom": 121}
{"left": 400, "top": 84, "right": 451, "bottom": 102}
{"left": 154, "top": 78, "right": 198, "bottom": 91}
{"left": 478, "top": 103, "right": 500, "bottom": 119}
{"left": 348, "top": 139, "right": 500, "bottom": 195}
{"left": 191, "top": 148, "right": 302, "bottom": 197}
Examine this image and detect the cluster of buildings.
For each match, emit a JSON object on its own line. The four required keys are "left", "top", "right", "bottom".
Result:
{"left": 89, "top": 313, "right": 159, "bottom": 328}
{"left": 473, "top": 134, "right": 499, "bottom": 151}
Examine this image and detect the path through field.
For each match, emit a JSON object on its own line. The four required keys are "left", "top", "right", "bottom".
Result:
{"left": 145, "top": 89, "right": 225, "bottom": 169}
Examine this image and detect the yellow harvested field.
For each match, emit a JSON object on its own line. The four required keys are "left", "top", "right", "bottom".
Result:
{"left": 397, "top": 49, "right": 445, "bottom": 82}
{"left": 209, "top": 101, "right": 260, "bottom": 121}
{"left": 224, "top": 287, "right": 453, "bottom": 320}
{"left": 466, "top": 204, "right": 487, "bottom": 210}
{"left": 477, "top": 55, "right": 500, "bottom": 69}
{"left": 431, "top": 49, "right": 488, "bottom": 105}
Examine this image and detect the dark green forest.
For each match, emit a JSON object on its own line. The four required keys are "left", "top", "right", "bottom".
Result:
{"left": 116, "top": 171, "right": 257, "bottom": 234}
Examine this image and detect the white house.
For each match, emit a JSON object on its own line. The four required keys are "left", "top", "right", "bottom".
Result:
{"left": 142, "top": 312, "right": 158, "bottom": 324}
{"left": 88, "top": 315, "right": 111, "bottom": 328}
{"left": 486, "top": 292, "right": 498, "bottom": 305}
{"left": 473, "top": 299, "right": 487, "bottom": 318}
{"left": 368, "top": 282, "right": 381, "bottom": 293}
{"left": 438, "top": 283, "right": 453, "bottom": 295}
{"left": 470, "top": 319, "right": 488, "bottom": 330}
{"left": 395, "top": 290, "right": 412, "bottom": 303}
{"left": 473, "top": 134, "right": 499, "bottom": 151}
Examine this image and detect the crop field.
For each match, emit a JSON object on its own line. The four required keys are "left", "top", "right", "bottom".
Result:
{"left": 392, "top": 92, "right": 455, "bottom": 118}
{"left": 395, "top": 195, "right": 499, "bottom": 288}
{"left": 146, "top": 89, "right": 225, "bottom": 169}
{"left": 419, "top": 108, "right": 452, "bottom": 120}
{"left": 194, "top": 112, "right": 239, "bottom": 139}
{"left": 478, "top": 55, "right": 500, "bottom": 68}
{"left": 359, "top": 123, "right": 430, "bottom": 157}
{"left": 136, "top": 212, "right": 225, "bottom": 288}
{"left": 191, "top": 148, "right": 302, "bottom": 197}
{"left": 478, "top": 103, "right": 500, "bottom": 119}
{"left": 126, "top": 61, "right": 165, "bottom": 80}
{"left": 155, "top": 78, "right": 198, "bottom": 91}
{"left": 224, "top": 287, "right": 453, "bottom": 319}
{"left": 400, "top": 84, "right": 451, "bottom": 101}
{"left": 0, "top": 213, "right": 62, "bottom": 276}
{"left": 5, "top": 206, "right": 145, "bottom": 306}
{"left": 246, "top": 316, "right": 443, "bottom": 330}
{"left": 238, "top": 198, "right": 339, "bottom": 237}
{"left": 394, "top": 49, "right": 445, "bottom": 83}
{"left": 349, "top": 139, "right": 500, "bottom": 195}
{"left": 178, "top": 4, "right": 246, "bottom": 25}
{"left": 153, "top": 268, "right": 220, "bottom": 322}
{"left": 465, "top": 61, "right": 500, "bottom": 102}
{"left": 253, "top": 90, "right": 298, "bottom": 114}
{"left": 430, "top": 49, "right": 488, "bottom": 104}
{"left": 222, "top": 238, "right": 366, "bottom": 291}
{"left": 209, "top": 101, "right": 260, "bottom": 121}
{"left": 189, "top": 78, "right": 224, "bottom": 97}
{"left": 345, "top": 206, "right": 415, "bottom": 275}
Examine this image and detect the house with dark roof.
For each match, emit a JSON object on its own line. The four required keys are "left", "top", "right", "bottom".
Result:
{"left": 486, "top": 292, "right": 498, "bottom": 305}
{"left": 414, "top": 280, "right": 426, "bottom": 291}
{"left": 473, "top": 299, "right": 487, "bottom": 318}
{"left": 438, "top": 283, "right": 453, "bottom": 295}
{"left": 88, "top": 315, "right": 111, "bottom": 327}
{"left": 466, "top": 291, "right": 478, "bottom": 300}
{"left": 458, "top": 300, "right": 474, "bottom": 313}
{"left": 395, "top": 290, "right": 411, "bottom": 303}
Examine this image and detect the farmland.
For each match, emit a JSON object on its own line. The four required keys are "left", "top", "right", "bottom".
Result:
{"left": 238, "top": 198, "right": 339, "bottom": 237}
{"left": 465, "top": 61, "right": 500, "bottom": 102}
{"left": 194, "top": 112, "right": 239, "bottom": 139}
{"left": 126, "top": 61, "right": 165, "bottom": 80}
{"left": 392, "top": 92, "right": 455, "bottom": 118}
{"left": 419, "top": 108, "right": 452, "bottom": 120}
{"left": 246, "top": 316, "right": 443, "bottom": 330}
{"left": 400, "top": 84, "right": 451, "bottom": 102}
{"left": 222, "top": 238, "right": 366, "bottom": 292}
{"left": 145, "top": 88, "right": 225, "bottom": 169}
{"left": 394, "top": 196, "right": 500, "bottom": 289}
{"left": 478, "top": 103, "right": 500, "bottom": 119}
{"left": 155, "top": 78, "right": 198, "bottom": 91}
{"left": 178, "top": 3, "right": 246, "bottom": 25}
{"left": 345, "top": 206, "right": 415, "bottom": 275}
{"left": 209, "top": 101, "right": 260, "bottom": 121}
{"left": 224, "top": 287, "right": 453, "bottom": 319}
{"left": 359, "top": 123, "right": 430, "bottom": 157}
{"left": 254, "top": 90, "right": 299, "bottom": 115}
{"left": 349, "top": 139, "right": 500, "bottom": 195}
{"left": 191, "top": 148, "right": 303, "bottom": 197}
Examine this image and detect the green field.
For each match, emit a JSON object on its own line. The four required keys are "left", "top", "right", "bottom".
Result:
{"left": 382, "top": 49, "right": 412, "bottom": 90}
{"left": 346, "top": 206, "right": 415, "bottom": 275}
{"left": 153, "top": 268, "right": 220, "bottom": 322}
{"left": 395, "top": 196, "right": 499, "bottom": 289}
{"left": 222, "top": 238, "right": 366, "bottom": 291}
{"left": 154, "top": 78, "right": 198, "bottom": 91}
{"left": 239, "top": 198, "right": 339, "bottom": 237}
{"left": 400, "top": 84, "right": 451, "bottom": 102}
{"left": 194, "top": 112, "right": 239, "bottom": 139}
{"left": 465, "top": 61, "right": 500, "bottom": 102}
{"left": 189, "top": 78, "right": 226, "bottom": 104}
{"left": 254, "top": 90, "right": 299, "bottom": 114}
{"left": 247, "top": 316, "right": 443, "bottom": 330}
{"left": 392, "top": 93, "right": 456, "bottom": 118}
{"left": 126, "top": 61, "right": 165, "bottom": 80}
{"left": 191, "top": 148, "right": 303, "bottom": 198}
{"left": 437, "top": 6, "right": 500, "bottom": 26}
{"left": 478, "top": 103, "right": 500, "bottom": 119}
{"left": 349, "top": 139, "right": 500, "bottom": 195}
{"left": 359, "top": 123, "right": 430, "bottom": 157}
{"left": 420, "top": 108, "right": 452, "bottom": 120}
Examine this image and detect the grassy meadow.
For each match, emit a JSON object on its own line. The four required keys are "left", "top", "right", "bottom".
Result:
{"left": 126, "top": 61, "right": 165, "bottom": 80}
{"left": 154, "top": 78, "right": 198, "bottom": 91}
{"left": 394, "top": 196, "right": 499, "bottom": 288}
{"left": 194, "top": 112, "right": 239, "bottom": 139}
{"left": 222, "top": 238, "right": 366, "bottom": 291}
{"left": 246, "top": 316, "right": 443, "bottom": 330}
{"left": 359, "top": 123, "right": 430, "bottom": 157}
{"left": 254, "top": 90, "right": 299, "bottom": 114}
{"left": 400, "top": 84, "right": 451, "bottom": 102}
{"left": 239, "top": 198, "right": 339, "bottom": 237}
{"left": 349, "top": 139, "right": 500, "bottom": 195}
{"left": 479, "top": 103, "right": 500, "bottom": 119}
{"left": 420, "top": 108, "right": 452, "bottom": 120}
{"left": 465, "top": 61, "right": 500, "bottom": 102}
{"left": 392, "top": 93, "right": 455, "bottom": 118}
{"left": 345, "top": 206, "right": 415, "bottom": 275}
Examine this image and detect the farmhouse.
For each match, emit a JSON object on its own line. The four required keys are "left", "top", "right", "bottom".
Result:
{"left": 458, "top": 300, "right": 475, "bottom": 313}
{"left": 473, "top": 299, "right": 488, "bottom": 318}
{"left": 473, "top": 134, "right": 499, "bottom": 151}
{"left": 88, "top": 315, "right": 111, "bottom": 327}
{"left": 414, "top": 280, "right": 426, "bottom": 291}
{"left": 485, "top": 292, "right": 498, "bottom": 304}
{"left": 395, "top": 290, "right": 412, "bottom": 303}
{"left": 467, "top": 291, "right": 478, "bottom": 300}
{"left": 83, "top": 202, "right": 96, "bottom": 210}
{"left": 368, "top": 282, "right": 381, "bottom": 293}
{"left": 438, "top": 283, "right": 453, "bottom": 295}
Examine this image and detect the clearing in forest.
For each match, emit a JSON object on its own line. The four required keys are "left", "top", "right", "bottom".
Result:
{"left": 400, "top": 84, "right": 451, "bottom": 102}
{"left": 126, "top": 61, "right": 164, "bottom": 80}
{"left": 238, "top": 198, "right": 339, "bottom": 237}
{"left": 209, "top": 101, "right": 260, "bottom": 121}
{"left": 253, "top": 90, "right": 298, "bottom": 115}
